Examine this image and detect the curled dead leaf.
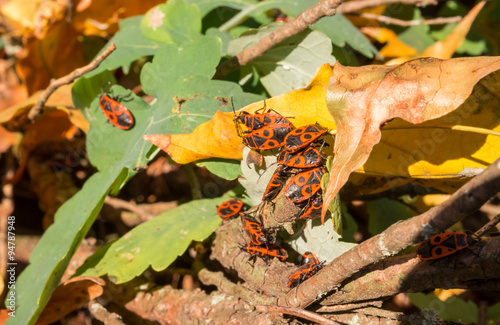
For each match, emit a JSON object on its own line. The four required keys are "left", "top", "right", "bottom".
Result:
{"left": 322, "top": 56, "right": 500, "bottom": 222}
{"left": 36, "top": 276, "right": 105, "bottom": 325}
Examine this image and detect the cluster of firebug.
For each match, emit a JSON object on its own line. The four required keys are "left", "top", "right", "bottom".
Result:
{"left": 227, "top": 101, "right": 332, "bottom": 269}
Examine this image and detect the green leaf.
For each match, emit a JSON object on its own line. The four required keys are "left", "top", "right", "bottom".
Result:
{"left": 486, "top": 301, "right": 500, "bottom": 321}
{"left": 6, "top": 167, "right": 125, "bottom": 325}
{"left": 84, "top": 16, "right": 165, "bottom": 78}
{"left": 140, "top": 36, "right": 263, "bottom": 135}
{"left": 206, "top": 27, "right": 233, "bottom": 56}
{"left": 367, "top": 198, "right": 414, "bottom": 236}
{"left": 196, "top": 158, "right": 241, "bottom": 180}
{"left": 228, "top": 23, "right": 336, "bottom": 96}
{"left": 78, "top": 197, "right": 225, "bottom": 283}
{"left": 86, "top": 86, "right": 153, "bottom": 172}
{"left": 72, "top": 71, "right": 115, "bottom": 111}
{"left": 141, "top": 0, "right": 202, "bottom": 46}
{"left": 409, "top": 293, "right": 478, "bottom": 323}
{"left": 391, "top": 6, "right": 434, "bottom": 52}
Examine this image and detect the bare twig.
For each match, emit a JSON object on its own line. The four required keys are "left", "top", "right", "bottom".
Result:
{"left": 337, "top": 0, "right": 437, "bottom": 13}
{"left": 28, "top": 43, "right": 116, "bottom": 121}
{"left": 347, "top": 12, "right": 462, "bottom": 26}
{"left": 214, "top": 0, "right": 344, "bottom": 79}
{"left": 88, "top": 301, "right": 125, "bottom": 325}
{"left": 255, "top": 305, "right": 341, "bottom": 325}
{"left": 284, "top": 157, "right": 500, "bottom": 308}
{"left": 475, "top": 213, "right": 500, "bottom": 238}
{"left": 104, "top": 196, "right": 152, "bottom": 221}
{"left": 316, "top": 301, "right": 383, "bottom": 313}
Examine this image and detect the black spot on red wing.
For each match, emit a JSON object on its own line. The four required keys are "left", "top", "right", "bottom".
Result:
{"left": 267, "top": 141, "right": 276, "bottom": 147}
{"left": 303, "top": 134, "right": 313, "bottom": 140}
{"left": 263, "top": 129, "right": 271, "bottom": 136}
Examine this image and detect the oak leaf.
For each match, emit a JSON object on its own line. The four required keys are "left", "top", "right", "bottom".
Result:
{"left": 322, "top": 56, "right": 500, "bottom": 221}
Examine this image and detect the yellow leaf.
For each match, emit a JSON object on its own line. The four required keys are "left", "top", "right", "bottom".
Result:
{"left": 144, "top": 64, "right": 335, "bottom": 163}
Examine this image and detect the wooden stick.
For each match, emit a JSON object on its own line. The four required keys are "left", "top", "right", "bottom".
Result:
{"left": 28, "top": 43, "right": 116, "bottom": 121}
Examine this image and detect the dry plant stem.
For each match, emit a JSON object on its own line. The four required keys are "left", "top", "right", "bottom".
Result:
{"left": 337, "top": 0, "right": 437, "bottom": 13}
{"left": 316, "top": 301, "right": 383, "bottom": 313}
{"left": 348, "top": 12, "right": 462, "bottom": 26}
{"left": 104, "top": 196, "right": 152, "bottom": 221}
{"left": 255, "top": 305, "right": 341, "bottom": 325}
{"left": 28, "top": 43, "right": 117, "bottom": 121}
{"left": 475, "top": 213, "right": 500, "bottom": 237}
{"left": 88, "top": 301, "right": 125, "bottom": 325}
{"left": 198, "top": 269, "right": 277, "bottom": 306}
{"left": 214, "top": 0, "right": 343, "bottom": 79}
{"left": 285, "top": 157, "right": 500, "bottom": 308}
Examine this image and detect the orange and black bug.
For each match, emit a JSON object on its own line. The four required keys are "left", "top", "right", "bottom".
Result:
{"left": 262, "top": 165, "right": 290, "bottom": 202}
{"left": 99, "top": 92, "right": 135, "bottom": 130}
{"left": 242, "top": 124, "right": 292, "bottom": 150}
{"left": 297, "top": 194, "right": 323, "bottom": 220}
{"left": 288, "top": 251, "right": 323, "bottom": 288}
{"left": 277, "top": 146, "right": 324, "bottom": 169}
{"left": 241, "top": 215, "right": 270, "bottom": 246}
{"left": 284, "top": 123, "right": 327, "bottom": 153}
{"left": 241, "top": 242, "right": 288, "bottom": 262}
{"left": 232, "top": 99, "right": 292, "bottom": 135}
{"left": 285, "top": 166, "right": 327, "bottom": 203}
{"left": 217, "top": 199, "right": 246, "bottom": 221}
{"left": 416, "top": 232, "right": 478, "bottom": 260}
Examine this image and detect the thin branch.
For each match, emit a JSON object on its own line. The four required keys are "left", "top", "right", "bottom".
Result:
{"left": 214, "top": 0, "right": 344, "bottom": 79}
{"left": 104, "top": 196, "right": 152, "bottom": 221}
{"left": 337, "top": 0, "right": 437, "bottom": 13}
{"left": 475, "top": 213, "right": 500, "bottom": 237}
{"left": 284, "top": 157, "right": 500, "bottom": 308}
{"left": 28, "top": 42, "right": 117, "bottom": 121}
{"left": 348, "top": 12, "right": 462, "bottom": 26}
{"left": 255, "top": 305, "right": 341, "bottom": 325}
{"left": 316, "top": 301, "right": 383, "bottom": 313}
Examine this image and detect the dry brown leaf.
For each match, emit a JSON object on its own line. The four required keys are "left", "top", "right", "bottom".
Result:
{"left": 0, "top": 84, "right": 88, "bottom": 133}
{"left": 0, "top": 126, "right": 20, "bottom": 154}
{"left": 16, "top": 21, "right": 87, "bottom": 93}
{"left": 322, "top": 56, "right": 500, "bottom": 221}
{"left": 73, "top": 0, "right": 164, "bottom": 36}
{"left": 35, "top": 276, "right": 105, "bottom": 325}
{"left": 22, "top": 110, "right": 79, "bottom": 153}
